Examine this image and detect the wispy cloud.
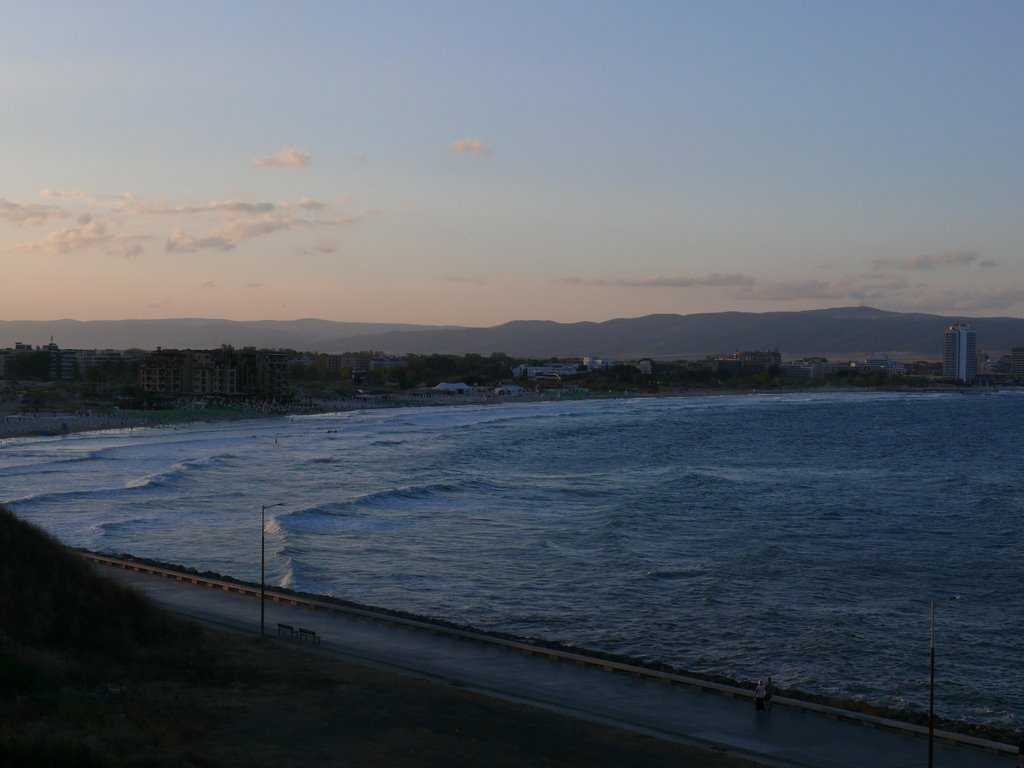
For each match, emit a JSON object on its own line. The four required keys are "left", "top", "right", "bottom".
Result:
{"left": 296, "top": 239, "right": 341, "bottom": 256}
{"left": 3, "top": 219, "right": 151, "bottom": 258}
{"left": 165, "top": 210, "right": 377, "bottom": 253}
{"left": 442, "top": 275, "right": 488, "bottom": 286}
{"left": 38, "top": 188, "right": 98, "bottom": 204}
{"left": 560, "top": 273, "right": 755, "bottom": 288}
{"left": 252, "top": 148, "right": 312, "bottom": 168}
{"left": 730, "top": 276, "right": 911, "bottom": 302}
{"left": 107, "top": 194, "right": 328, "bottom": 218}
{"left": 449, "top": 138, "right": 491, "bottom": 157}
{"left": 289, "top": 197, "right": 327, "bottom": 211}
{"left": 903, "top": 287, "right": 1024, "bottom": 314}
{"left": 873, "top": 250, "right": 979, "bottom": 271}
{"left": 0, "top": 196, "right": 69, "bottom": 227}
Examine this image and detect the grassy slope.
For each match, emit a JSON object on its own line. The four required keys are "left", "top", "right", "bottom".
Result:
{"left": 0, "top": 507, "right": 757, "bottom": 768}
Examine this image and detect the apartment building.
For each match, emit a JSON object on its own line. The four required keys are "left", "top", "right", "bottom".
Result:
{"left": 139, "top": 349, "right": 289, "bottom": 400}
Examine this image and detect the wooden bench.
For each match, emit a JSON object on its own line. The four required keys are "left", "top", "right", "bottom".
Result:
{"left": 277, "top": 622, "right": 298, "bottom": 639}
{"left": 298, "top": 627, "right": 321, "bottom": 645}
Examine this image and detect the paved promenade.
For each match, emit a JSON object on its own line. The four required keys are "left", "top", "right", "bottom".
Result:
{"left": 94, "top": 560, "right": 1017, "bottom": 768}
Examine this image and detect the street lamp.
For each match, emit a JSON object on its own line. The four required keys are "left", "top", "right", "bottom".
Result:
{"left": 260, "top": 501, "right": 284, "bottom": 634}
{"left": 928, "top": 595, "right": 959, "bottom": 768}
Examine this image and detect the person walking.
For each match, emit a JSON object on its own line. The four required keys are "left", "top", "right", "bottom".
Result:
{"left": 754, "top": 679, "right": 767, "bottom": 711}
{"left": 765, "top": 675, "right": 776, "bottom": 711}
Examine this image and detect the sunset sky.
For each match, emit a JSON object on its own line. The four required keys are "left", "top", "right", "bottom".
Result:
{"left": 2, "top": 2, "right": 1023, "bottom": 326}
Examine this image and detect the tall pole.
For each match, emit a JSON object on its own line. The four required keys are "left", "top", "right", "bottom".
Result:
{"left": 928, "top": 599, "right": 936, "bottom": 768}
{"left": 261, "top": 503, "right": 284, "bottom": 636}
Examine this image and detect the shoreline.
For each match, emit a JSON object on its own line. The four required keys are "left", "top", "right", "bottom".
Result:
{"left": 88, "top": 547, "right": 1022, "bottom": 747}
{"left": 0, "top": 406, "right": 289, "bottom": 440}
{"left": 0, "top": 383, "right": 998, "bottom": 441}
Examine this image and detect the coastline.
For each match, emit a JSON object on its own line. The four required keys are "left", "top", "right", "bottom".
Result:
{"left": 4, "top": 393, "right": 1020, "bottom": 745}
{"left": 86, "top": 548, "right": 1021, "bottom": 748}
{"left": 0, "top": 383, "right": 981, "bottom": 441}
{"left": 0, "top": 406, "right": 290, "bottom": 440}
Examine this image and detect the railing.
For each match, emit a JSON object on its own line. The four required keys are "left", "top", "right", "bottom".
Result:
{"left": 80, "top": 551, "right": 1017, "bottom": 757}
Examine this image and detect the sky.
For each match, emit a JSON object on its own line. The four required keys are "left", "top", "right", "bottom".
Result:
{"left": 2, "top": 1, "right": 1023, "bottom": 326}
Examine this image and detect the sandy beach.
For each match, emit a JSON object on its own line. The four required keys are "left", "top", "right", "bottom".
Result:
{"left": 0, "top": 406, "right": 292, "bottom": 440}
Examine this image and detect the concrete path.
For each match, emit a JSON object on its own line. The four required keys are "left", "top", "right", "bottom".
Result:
{"left": 95, "top": 561, "right": 1017, "bottom": 768}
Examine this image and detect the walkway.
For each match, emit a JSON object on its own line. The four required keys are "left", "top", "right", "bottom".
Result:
{"left": 91, "top": 557, "right": 1017, "bottom": 768}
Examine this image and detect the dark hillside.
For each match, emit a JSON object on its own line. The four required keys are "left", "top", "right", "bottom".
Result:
{"left": 0, "top": 508, "right": 187, "bottom": 660}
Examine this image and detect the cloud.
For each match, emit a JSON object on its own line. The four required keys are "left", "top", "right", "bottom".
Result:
{"left": 873, "top": 250, "right": 979, "bottom": 271}
{"left": 294, "top": 197, "right": 327, "bottom": 211}
{"left": 10, "top": 221, "right": 110, "bottom": 255}
{"left": 904, "top": 287, "right": 1024, "bottom": 314}
{"left": 4, "top": 219, "right": 152, "bottom": 258}
{"left": 450, "top": 138, "right": 491, "bottom": 157}
{"left": 246, "top": 282, "right": 262, "bottom": 288}
{"left": 39, "top": 188, "right": 98, "bottom": 204}
{"left": 296, "top": 239, "right": 341, "bottom": 256}
{"left": 724, "top": 275, "right": 916, "bottom": 305}
{"left": 165, "top": 228, "right": 234, "bottom": 253}
{"left": 442, "top": 275, "right": 487, "bottom": 286}
{"left": 108, "top": 194, "right": 327, "bottom": 218}
{"left": 112, "top": 240, "right": 147, "bottom": 259}
{"left": 208, "top": 201, "right": 277, "bottom": 215}
{"left": 0, "top": 196, "right": 69, "bottom": 227}
{"left": 560, "top": 273, "right": 756, "bottom": 288}
{"left": 735, "top": 279, "right": 850, "bottom": 301}
{"left": 252, "top": 148, "right": 312, "bottom": 168}
{"left": 108, "top": 194, "right": 188, "bottom": 216}
{"left": 165, "top": 210, "right": 376, "bottom": 253}
{"left": 200, "top": 280, "right": 218, "bottom": 289}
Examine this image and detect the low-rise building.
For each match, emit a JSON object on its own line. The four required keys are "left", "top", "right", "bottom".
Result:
{"left": 512, "top": 363, "right": 581, "bottom": 379}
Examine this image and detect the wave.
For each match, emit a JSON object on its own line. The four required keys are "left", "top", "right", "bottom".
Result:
{"left": 89, "top": 517, "right": 154, "bottom": 536}
{"left": 122, "top": 452, "right": 238, "bottom": 490}
{"left": 0, "top": 452, "right": 106, "bottom": 477}
{"left": 275, "top": 482, "right": 479, "bottom": 536}
{"left": 4, "top": 486, "right": 129, "bottom": 506}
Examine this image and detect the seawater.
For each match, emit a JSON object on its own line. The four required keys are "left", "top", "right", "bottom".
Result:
{"left": 2, "top": 391, "right": 1022, "bottom": 728}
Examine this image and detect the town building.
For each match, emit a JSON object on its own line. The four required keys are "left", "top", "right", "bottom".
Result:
{"left": 512, "top": 363, "right": 581, "bottom": 379}
{"left": 853, "top": 358, "right": 907, "bottom": 375}
{"left": 327, "top": 354, "right": 370, "bottom": 375}
{"left": 710, "top": 350, "right": 782, "bottom": 377}
{"left": 1011, "top": 347, "right": 1024, "bottom": 378}
{"left": 942, "top": 324, "right": 976, "bottom": 383}
{"left": 139, "top": 348, "right": 289, "bottom": 400}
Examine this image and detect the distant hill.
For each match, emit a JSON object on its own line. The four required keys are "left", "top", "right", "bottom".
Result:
{"left": 0, "top": 318, "right": 456, "bottom": 353}
{"left": 3, "top": 307, "right": 1024, "bottom": 360}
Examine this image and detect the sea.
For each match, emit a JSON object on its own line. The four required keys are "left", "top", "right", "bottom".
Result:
{"left": 2, "top": 390, "right": 1022, "bottom": 728}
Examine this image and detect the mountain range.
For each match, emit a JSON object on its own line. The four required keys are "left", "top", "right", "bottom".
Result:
{"left": 3, "top": 307, "right": 1024, "bottom": 361}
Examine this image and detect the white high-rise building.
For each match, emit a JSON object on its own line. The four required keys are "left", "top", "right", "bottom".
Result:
{"left": 942, "top": 323, "right": 976, "bottom": 382}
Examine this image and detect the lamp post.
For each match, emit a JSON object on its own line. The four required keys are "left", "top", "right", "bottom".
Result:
{"left": 928, "top": 595, "right": 959, "bottom": 768}
{"left": 260, "top": 501, "right": 284, "bottom": 634}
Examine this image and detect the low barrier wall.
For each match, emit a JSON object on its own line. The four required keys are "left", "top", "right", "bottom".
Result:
{"left": 81, "top": 551, "right": 1016, "bottom": 757}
